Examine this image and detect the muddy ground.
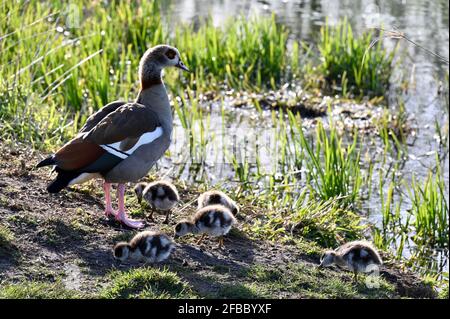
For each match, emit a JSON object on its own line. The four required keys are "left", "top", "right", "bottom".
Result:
{"left": 0, "top": 141, "right": 436, "bottom": 299}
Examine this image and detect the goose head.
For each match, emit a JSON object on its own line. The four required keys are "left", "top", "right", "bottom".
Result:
{"left": 139, "top": 45, "right": 189, "bottom": 79}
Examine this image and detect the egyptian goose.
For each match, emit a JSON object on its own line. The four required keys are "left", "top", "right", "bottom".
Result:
{"left": 36, "top": 45, "right": 189, "bottom": 229}
{"left": 174, "top": 204, "right": 236, "bottom": 248}
{"left": 319, "top": 240, "right": 383, "bottom": 282}
{"left": 134, "top": 180, "right": 179, "bottom": 224}
{"left": 113, "top": 230, "right": 175, "bottom": 263}
{"left": 197, "top": 190, "right": 239, "bottom": 215}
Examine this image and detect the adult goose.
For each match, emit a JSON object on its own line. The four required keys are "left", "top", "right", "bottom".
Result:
{"left": 36, "top": 45, "right": 189, "bottom": 228}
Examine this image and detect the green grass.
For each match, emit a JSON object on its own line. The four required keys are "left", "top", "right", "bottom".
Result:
{"left": 375, "top": 98, "right": 409, "bottom": 162}
{"left": 373, "top": 157, "right": 449, "bottom": 279}
{"left": 0, "top": 224, "right": 14, "bottom": 244}
{"left": 99, "top": 267, "right": 197, "bottom": 299}
{"left": 0, "top": 224, "right": 16, "bottom": 255}
{"left": 175, "top": 14, "right": 300, "bottom": 91}
{"left": 245, "top": 190, "right": 365, "bottom": 248}
{"left": 318, "top": 18, "right": 396, "bottom": 98}
{"left": 214, "top": 282, "right": 266, "bottom": 298}
{"left": 0, "top": 1, "right": 305, "bottom": 147}
{"left": 241, "top": 263, "right": 395, "bottom": 299}
{"left": 408, "top": 160, "right": 449, "bottom": 248}
{"left": 373, "top": 178, "right": 408, "bottom": 259}
{"left": 38, "top": 218, "right": 89, "bottom": 246}
{"left": 294, "top": 113, "right": 364, "bottom": 207}
{"left": 0, "top": 280, "right": 81, "bottom": 299}
{"left": 438, "top": 282, "right": 449, "bottom": 299}
{"left": 7, "top": 214, "right": 39, "bottom": 228}
{"left": 192, "top": 263, "right": 397, "bottom": 299}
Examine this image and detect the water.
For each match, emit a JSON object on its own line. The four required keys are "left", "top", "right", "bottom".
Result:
{"left": 159, "top": 0, "right": 449, "bottom": 276}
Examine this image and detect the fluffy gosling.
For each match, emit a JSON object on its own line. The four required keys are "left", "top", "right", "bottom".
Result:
{"left": 113, "top": 230, "right": 175, "bottom": 263}
{"left": 134, "top": 180, "right": 179, "bottom": 224}
{"left": 174, "top": 205, "right": 236, "bottom": 248}
{"left": 319, "top": 240, "right": 383, "bottom": 282}
{"left": 197, "top": 190, "right": 239, "bottom": 215}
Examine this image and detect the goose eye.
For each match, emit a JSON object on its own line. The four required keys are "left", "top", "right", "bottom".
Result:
{"left": 165, "top": 49, "right": 177, "bottom": 60}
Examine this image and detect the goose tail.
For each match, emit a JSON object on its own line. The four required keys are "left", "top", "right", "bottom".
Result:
{"left": 46, "top": 170, "right": 81, "bottom": 193}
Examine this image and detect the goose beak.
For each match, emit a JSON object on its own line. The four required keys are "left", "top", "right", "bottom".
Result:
{"left": 176, "top": 60, "right": 190, "bottom": 72}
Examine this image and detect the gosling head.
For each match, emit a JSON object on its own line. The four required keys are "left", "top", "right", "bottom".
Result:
{"left": 174, "top": 220, "right": 195, "bottom": 239}
{"left": 319, "top": 250, "right": 337, "bottom": 268}
{"left": 113, "top": 242, "right": 131, "bottom": 261}
{"left": 134, "top": 182, "right": 147, "bottom": 204}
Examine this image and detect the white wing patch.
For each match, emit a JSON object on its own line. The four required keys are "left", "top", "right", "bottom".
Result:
{"left": 68, "top": 173, "right": 101, "bottom": 186}
{"left": 100, "top": 126, "right": 163, "bottom": 159}
{"left": 100, "top": 145, "right": 128, "bottom": 159}
{"left": 124, "top": 127, "right": 164, "bottom": 153}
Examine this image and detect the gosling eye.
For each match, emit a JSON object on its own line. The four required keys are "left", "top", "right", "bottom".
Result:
{"left": 175, "top": 224, "right": 182, "bottom": 232}
{"left": 114, "top": 247, "right": 123, "bottom": 258}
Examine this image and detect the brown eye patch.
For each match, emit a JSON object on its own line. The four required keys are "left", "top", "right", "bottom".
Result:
{"left": 165, "top": 48, "right": 177, "bottom": 60}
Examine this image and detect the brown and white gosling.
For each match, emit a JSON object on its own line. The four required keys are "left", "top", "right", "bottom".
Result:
{"left": 319, "top": 240, "right": 383, "bottom": 282}
{"left": 174, "top": 205, "right": 237, "bottom": 248}
{"left": 113, "top": 230, "right": 175, "bottom": 263}
{"left": 134, "top": 181, "right": 179, "bottom": 224}
{"left": 197, "top": 190, "right": 239, "bottom": 215}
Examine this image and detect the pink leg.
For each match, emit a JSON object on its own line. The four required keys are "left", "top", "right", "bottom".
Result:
{"left": 115, "top": 183, "right": 144, "bottom": 229}
{"left": 103, "top": 182, "right": 116, "bottom": 217}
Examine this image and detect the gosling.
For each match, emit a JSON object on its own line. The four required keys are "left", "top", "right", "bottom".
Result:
{"left": 197, "top": 190, "right": 239, "bottom": 215}
{"left": 319, "top": 240, "right": 383, "bottom": 282}
{"left": 134, "top": 180, "right": 179, "bottom": 224}
{"left": 113, "top": 230, "right": 175, "bottom": 263}
{"left": 174, "top": 205, "right": 236, "bottom": 248}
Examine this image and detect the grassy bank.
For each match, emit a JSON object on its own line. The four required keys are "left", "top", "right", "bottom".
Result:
{"left": 0, "top": 144, "right": 437, "bottom": 299}
{"left": 0, "top": 0, "right": 448, "bottom": 298}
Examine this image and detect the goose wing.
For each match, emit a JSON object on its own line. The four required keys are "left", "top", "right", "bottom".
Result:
{"left": 53, "top": 102, "right": 162, "bottom": 173}
{"left": 78, "top": 101, "right": 127, "bottom": 134}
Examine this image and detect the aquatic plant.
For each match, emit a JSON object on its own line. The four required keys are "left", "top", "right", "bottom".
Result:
{"left": 174, "top": 14, "right": 300, "bottom": 91}
{"left": 293, "top": 112, "right": 364, "bottom": 207}
{"left": 318, "top": 18, "right": 397, "bottom": 98}
{"left": 408, "top": 159, "right": 449, "bottom": 248}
